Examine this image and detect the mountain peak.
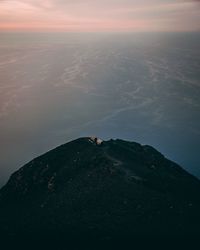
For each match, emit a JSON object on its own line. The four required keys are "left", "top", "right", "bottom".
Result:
{"left": 0, "top": 137, "right": 200, "bottom": 245}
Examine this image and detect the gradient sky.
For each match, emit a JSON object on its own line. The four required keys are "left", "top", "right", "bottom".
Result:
{"left": 0, "top": 0, "right": 200, "bottom": 32}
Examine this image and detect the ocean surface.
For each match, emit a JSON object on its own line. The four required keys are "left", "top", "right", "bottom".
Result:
{"left": 0, "top": 32, "right": 200, "bottom": 186}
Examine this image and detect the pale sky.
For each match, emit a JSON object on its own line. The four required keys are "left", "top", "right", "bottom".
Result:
{"left": 0, "top": 0, "right": 200, "bottom": 32}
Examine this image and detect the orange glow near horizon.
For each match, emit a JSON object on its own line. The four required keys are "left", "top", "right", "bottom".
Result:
{"left": 0, "top": 0, "right": 199, "bottom": 32}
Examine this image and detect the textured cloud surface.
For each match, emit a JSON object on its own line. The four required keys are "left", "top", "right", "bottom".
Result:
{"left": 0, "top": 1, "right": 199, "bottom": 32}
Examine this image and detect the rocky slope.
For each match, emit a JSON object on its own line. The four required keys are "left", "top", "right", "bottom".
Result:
{"left": 0, "top": 137, "right": 200, "bottom": 245}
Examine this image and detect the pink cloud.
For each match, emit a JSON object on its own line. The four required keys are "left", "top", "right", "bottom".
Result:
{"left": 0, "top": 0, "right": 199, "bottom": 32}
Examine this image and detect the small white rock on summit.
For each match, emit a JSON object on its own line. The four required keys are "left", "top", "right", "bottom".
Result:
{"left": 89, "top": 137, "right": 103, "bottom": 145}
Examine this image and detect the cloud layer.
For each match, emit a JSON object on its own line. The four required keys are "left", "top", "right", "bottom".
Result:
{"left": 0, "top": 0, "right": 199, "bottom": 31}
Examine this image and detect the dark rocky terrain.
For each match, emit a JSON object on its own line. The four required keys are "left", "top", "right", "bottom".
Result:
{"left": 0, "top": 137, "right": 200, "bottom": 248}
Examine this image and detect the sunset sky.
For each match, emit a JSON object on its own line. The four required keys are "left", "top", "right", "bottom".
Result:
{"left": 0, "top": 0, "right": 200, "bottom": 32}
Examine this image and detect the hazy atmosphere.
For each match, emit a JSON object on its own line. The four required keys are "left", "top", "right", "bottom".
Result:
{"left": 0, "top": 0, "right": 200, "bottom": 32}
{"left": 0, "top": 1, "right": 200, "bottom": 187}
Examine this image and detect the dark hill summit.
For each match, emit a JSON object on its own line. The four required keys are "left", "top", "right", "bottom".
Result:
{"left": 0, "top": 137, "right": 200, "bottom": 247}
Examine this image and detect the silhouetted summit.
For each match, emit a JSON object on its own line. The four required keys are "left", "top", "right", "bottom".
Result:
{"left": 0, "top": 137, "right": 200, "bottom": 244}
